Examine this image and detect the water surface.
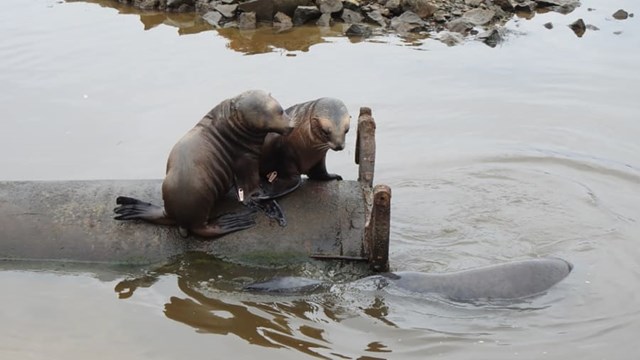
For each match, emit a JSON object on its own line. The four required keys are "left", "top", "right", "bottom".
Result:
{"left": 1, "top": 0, "right": 639, "bottom": 359}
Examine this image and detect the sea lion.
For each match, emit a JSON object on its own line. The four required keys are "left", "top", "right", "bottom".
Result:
{"left": 244, "top": 258, "right": 573, "bottom": 302}
{"left": 257, "top": 97, "right": 351, "bottom": 199}
{"left": 114, "top": 90, "right": 293, "bottom": 238}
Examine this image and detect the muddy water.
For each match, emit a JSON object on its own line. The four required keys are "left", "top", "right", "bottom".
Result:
{"left": 1, "top": 0, "right": 640, "bottom": 359}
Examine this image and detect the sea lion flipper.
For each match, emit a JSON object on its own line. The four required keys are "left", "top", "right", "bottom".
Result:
{"left": 113, "top": 196, "right": 174, "bottom": 225}
{"left": 206, "top": 209, "right": 258, "bottom": 235}
{"left": 307, "top": 160, "right": 342, "bottom": 181}
{"left": 247, "top": 199, "right": 287, "bottom": 227}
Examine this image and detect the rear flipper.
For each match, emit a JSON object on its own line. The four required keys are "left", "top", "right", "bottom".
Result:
{"left": 247, "top": 198, "right": 287, "bottom": 227}
{"left": 113, "top": 196, "right": 175, "bottom": 226}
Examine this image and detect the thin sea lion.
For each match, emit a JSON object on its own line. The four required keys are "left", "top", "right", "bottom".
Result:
{"left": 257, "top": 97, "right": 351, "bottom": 199}
{"left": 114, "top": 90, "right": 294, "bottom": 238}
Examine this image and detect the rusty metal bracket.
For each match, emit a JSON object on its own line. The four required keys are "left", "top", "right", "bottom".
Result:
{"left": 355, "top": 108, "right": 391, "bottom": 272}
{"left": 355, "top": 107, "right": 376, "bottom": 188}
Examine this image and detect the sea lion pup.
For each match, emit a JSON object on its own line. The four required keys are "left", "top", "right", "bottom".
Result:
{"left": 245, "top": 258, "right": 573, "bottom": 302}
{"left": 257, "top": 97, "right": 351, "bottom": 199}
{"left": 114, "top": 90, "right": 293, "bottom": 238}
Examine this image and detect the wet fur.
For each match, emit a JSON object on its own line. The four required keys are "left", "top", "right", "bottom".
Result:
{"left": 114, "top": 90, "right": 292, "bottom": 238}
{"left": 259, "top": 97, "right": 351, "bottom": 198}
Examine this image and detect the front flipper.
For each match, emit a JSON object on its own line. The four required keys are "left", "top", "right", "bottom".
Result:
{"left": 247, "top": 198, "right": 287, "bottom": 227}
{"left": 113, "top": 196, "right": 175, "bottom": 226}
{"left": 191, "top": 208, "right": 258, "bottom": 238}
{"left": 307, "top": 159, "right": 342, "bottom": 181}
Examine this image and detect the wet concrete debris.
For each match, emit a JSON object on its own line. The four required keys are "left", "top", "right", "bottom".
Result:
{"left": 238, "top": 11, "right": 257, "bottom": 28}
{"left": 569, "top": 18, "right": 585, "bottom": 37}
{"left": 543, "top": 21, "right": 553, "bottom": 29}
{"left": 292, "top": 5, "right": 321, "bottom": 25}
{"left": 612, "top": 9, "right": 628, "bottom": 20}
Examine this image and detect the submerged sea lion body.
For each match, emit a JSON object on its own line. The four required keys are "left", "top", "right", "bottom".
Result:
{"left": 114, "top": 90, "right": 293, "bottom": 238}
{"left": 258, "top": 97, "right": 351, "bottom": 198}
{"left": 245, "top": 258, "right": 573, "bottom": 302}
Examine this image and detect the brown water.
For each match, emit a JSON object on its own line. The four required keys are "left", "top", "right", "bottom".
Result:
{"left": 1, "top": 0, "right": 640, "bottom": 359}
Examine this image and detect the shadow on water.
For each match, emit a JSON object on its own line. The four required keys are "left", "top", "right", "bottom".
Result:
{"left": 113, "top": 252, "right": 395, "bottom": 359}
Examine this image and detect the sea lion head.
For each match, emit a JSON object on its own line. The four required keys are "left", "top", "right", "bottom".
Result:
{"left": 309, "top": 97, "right": 351, "bottom": 151}
{"left": 232, "top": 90, "right": 293, "bottom": 135}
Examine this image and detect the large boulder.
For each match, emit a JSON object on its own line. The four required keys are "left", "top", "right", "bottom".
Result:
{"left": 345, "top": 23, "right": 372, "bottom": 37}
{"left": 365, "top": 10, "right": 388, "bottom": 27}
{"left": 237, "top": 0, "right": 274, "bottom": 21}
{"left": 203, "top": 11, "right": 223, "bottom": 27}
{"left": 273, "top": 0, "right": 315, "bottom": 17}
{"left": 292, "top": 5, "right": 322, "bottom": 25}
{"left": 317, "top": 0, "right": 343, "bottom": 13}
{"left": 238, "top": 11, "right": 257, "bottom": 29}
{"left": 215, "top": 4, "right": 238, "bottom": 17}
{"left": 273, "top": 11, "right": 293, "bottom": 31}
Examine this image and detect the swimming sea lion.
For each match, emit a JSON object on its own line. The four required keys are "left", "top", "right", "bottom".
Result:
{"left": 257, "top": 97, "right": 351, "bottom": 199}
{"left": 114, "top": 90, "right": 293, "bottom": 238}
{"left": 245, "top": 258, "right": 573, "bottom": 302}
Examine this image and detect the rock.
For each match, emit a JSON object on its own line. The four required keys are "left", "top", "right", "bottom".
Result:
{"left": 613, "top": 31, "right": 622, "bottom": 35}
{"left": 613, "top": 9, "right": 628, "bottom": 20}
{"left": 167, "top": 0, "right": 195, "bottom": 8}
{"left": 342, "top": 0, "right": 361, "bottom": 11}
{"left": 535, "top": 0, "right": 580, "bottom": 15}
{"left": 476, "top": 28, "right": 502, "bottom": 47}
{"left": 273, "top": 0, "right": 315, "bottom": 16}
{"left": 221, "top": 0, "right": 235, "bottom": 3}
{"left": 514, "top": 1, "right": 535, "bottom": 12}
{"left": 401, "top": 0, "right": 437, "bottom": 19}
{"left": 317, "top": 0, "right": 343, "bottom": 13}
{"left": 433, "top": 10, "right": 449, "bottom": 22}
{"left": 316, "top": 12, "right": 332, "bottom": 26}
{"left": 342, "top": 8, "right": 364, "bottom": 23}
{"left": 586, "top": 24, "right": 599, "bottom": 31}
{"left": 203, "top": 11, "right": 223, "bottom": 27}
{"left": 462, "top": 8, "right": 495, "bottom": 25}
{"left": 273, "top": 11, "right": 293, "bottom": 31}
{"left": 543, "top": 21, "right": 553, "bottom": 29}
{"left": 238, "top": 11, "right": 257, "bottom": 29}
{"left": 215, "top": 4, "right": 238, "bottom": 17}
{"left": 237, "top": 0, "right": 274, "bottom": 21}
{"left": 365, "top": 10, "right": 388, "bottom": 27}
{"left": 569, "top": 18, "right": 585, "bottom": 37}
{"left": 492, "top": 0, "right": 514, "bottom": 12}
{"left": 292, "top": 5, "right": 321, "bottom": 25}
{"left": 345, "top": 23, "right": 372, "bottom": 37}
{"left": 465, "top": 0, "right": 484, "bottom": 6}
{"left": 389, "top": 10, "right": 427, "bottom": 33}
{"left": 437, "top": 31, "right": 464, "bottom": 46}
{"left": 446, "top": 18, "right": 474, "bottom": 33}
{"left": 384, "top": 0, "right": 403, "bottom": 15}
{"left": 223, "top": 21, "right": 238, "bottom": 28}
{"left": 137, "top": 0, "right": 160, "bottom": 10}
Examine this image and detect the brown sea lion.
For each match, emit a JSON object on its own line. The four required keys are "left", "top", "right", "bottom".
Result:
{"left": 114, "top": 90, "right": 293, "bottom": 238}
{"left": 257, "top": 97, "right": 351, "bottom": 198}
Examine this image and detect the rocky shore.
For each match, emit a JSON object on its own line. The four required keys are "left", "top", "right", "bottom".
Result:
{"left": 109, "top": 0, "right": 633, "bottom": 46}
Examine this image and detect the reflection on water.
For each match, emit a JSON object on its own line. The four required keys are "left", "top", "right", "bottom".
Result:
{"left": 114, "top": 253, "right": 393, "bottom": 359}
